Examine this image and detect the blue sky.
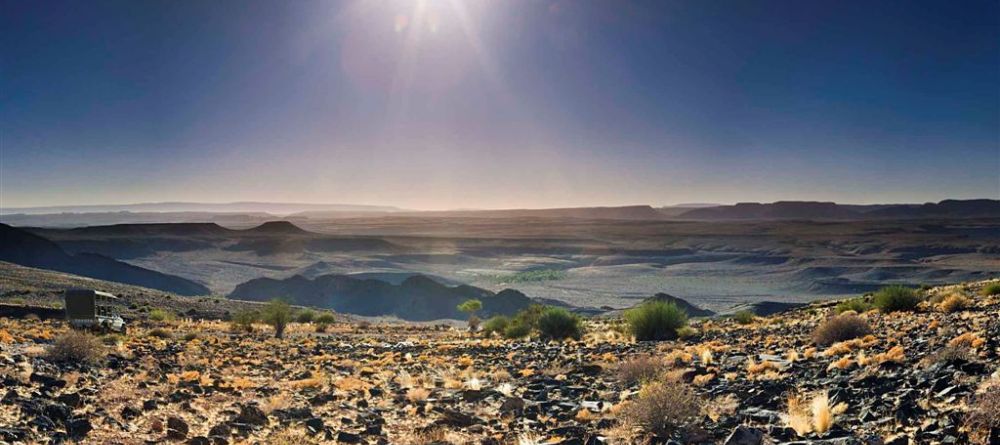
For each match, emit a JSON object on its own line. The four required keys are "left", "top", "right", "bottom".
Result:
{"left": 2, "top": 0, "right": 998, "bottom": 209}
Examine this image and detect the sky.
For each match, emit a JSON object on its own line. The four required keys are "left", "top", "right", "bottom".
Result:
{"left": 2, "top": 0, "right": 998, "bottom": 210}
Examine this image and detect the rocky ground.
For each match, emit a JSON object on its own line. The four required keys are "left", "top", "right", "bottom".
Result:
{"left": 1, "top": 281, "right": 998, "bottom": 445}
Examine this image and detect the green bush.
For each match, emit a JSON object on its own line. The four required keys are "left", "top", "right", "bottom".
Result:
{"left": 732, "top": 310, "right": 756, "bottom": 325}
{"left": 481, "top": 315, "right": 510, "bottom": 336}
{"left": 503, "top": 319, "right": 532, "bottom": 339}
{"left": 872, "top": 285, "right": 921, "bottom": 313}
{"left": 295, "top": 310, "right": 316, "bottom": 324}
{"left": 315, "top": 313, "right": 336, "bottom": 333}
{"left": 981, "top": 283, "right": 1000, "bottom": 296}
{"left": 514, "top": 304, "right": 545, "bottom": 327}
{"left": 536, "top": 307, "right": 583, "bottom": 341}
{"left": 835, "top": 298, "right": 873, "bottom": 314}
{"left": 149, "top": 309, "right": 175, "bottom": 322}
{"left": 230, "top": 310, "right": 258, "bottom": 333}
{"left": 261, "top": 299, "right": 292, "bottom": 338}
{"left": 625, "top": 301, "right": 688, "bottom": 341}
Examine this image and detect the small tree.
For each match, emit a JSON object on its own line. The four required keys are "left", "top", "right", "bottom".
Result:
{"left": 457, "top": 299, "right": 483, "bottom": 331}
{"left": 262, "top": 299, "right": 292, "bottom": 339}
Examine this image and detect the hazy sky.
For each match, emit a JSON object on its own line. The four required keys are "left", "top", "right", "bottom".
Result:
{"left": 2, "top": 0, "right": 998, "bottom": 210}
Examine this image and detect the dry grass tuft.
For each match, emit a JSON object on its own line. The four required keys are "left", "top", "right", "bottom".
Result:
{"left": 785, "top": 391, "right": 848, "bottom": 436}
{"left": 812, "top": 314, "right": 873, "bottom": 347}
{"left": 406, "top": 387, "right": 430, "bottom": 404}
{"left": 965, "top": 385, "right": 1000, "bottom": 445}
{"left": 46, "top": 330, "right": 105, "bottom": 365}
{"left": 949, "top": 332, "right": 985, "bottom": 349}
{"left": 619, "top": 381, "right": 702, "bottom": 437}
{"left": 938, "top": 294, "right": 971, "bottom": 313}
{"left": 616, "top": 354, "right": 666, "bottom": 384}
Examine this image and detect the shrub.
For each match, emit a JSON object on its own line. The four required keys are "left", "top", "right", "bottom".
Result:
{"left": 503, "top": 319, "right": 532, "bottom": 339}
{"left": 872, "top": 285, "right": 920, "bottom": 312}
{"left": 47, "top": 331, "right": 105, "bottom": 365}
{"left": 148, "top": 327, "right": 173, "bottom": 339}
{"left": 980, "top": 283, "right": 1000, "bottom": 296}
{"left": 481, "top": 315, "right": 510, "bottom": 336}
{"left": 620, "top": 381, "right": 702, "bottom": 437}
{"left": 676, "top": 326, "right": 699, "bottom": 340}
{"left": 182, "top": 332, "right": 199, "bottom": 342}
{"left": 261, "top": 299, "right": 292, "bottom": 338}
{"left": 625, "top": 301, "right": 688, "bottom": 341}
{"left": 812, "top": 314, "right": 872, "bottom": 346}
{"left": 964, "top": 387, "right": 1000, "bottom": 445}
{"left": 732, "top": 310, "right": 756, "bottom": 325}
{"left": 835, "top": 298, "right": 872, "bottom": 314}
{"left": 296, "top": 310, "right": 316, "bottom": 324}
{"left": 938, "top": 294, "right": 970, "bottom": 313}
{"left": 616, "top": 355, "right": 665, "bottom": 385}
{"left": 513, "top": 304, "right": 545, "bottom": 329}
{"left": 231, "top": 310, "right": 257, "bottom": 333}
{"left": 314, "top": 313, "right": 336, "bottom": 333}
{"left": 536, "top": 307, "right": 583, "bottom": 341}
{"left": 149, "top": 309, "right": 175, "bottom": 322}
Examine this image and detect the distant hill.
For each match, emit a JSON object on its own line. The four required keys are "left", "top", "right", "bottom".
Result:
{"left": 407, "top": 205, "right": 667, "bottom": 220}
{"left": 0, "top": 224, "right": 210, "bottom": 295}
{"left": 864, "top": 199, "right": 1000, "bottom": 219}
{"left": 27, "top": 221, "right": 400, "bottom": 258}
{"left": 2, "top": 201, "right": 401, "bottom": 215}
{"left": 229, "top": 273, "right": 535, "bottom": 320}
{"left": 677, "top": 199, "right": 999, "bottom": 220}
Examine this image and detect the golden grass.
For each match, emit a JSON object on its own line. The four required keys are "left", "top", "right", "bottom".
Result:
{"left": 938, "top": 294, "right": 971, "bottom": 313}
{"left": 949, "top": 332, "right": 986, "bottom": 349}
{"left": 785, "top": 391, "right": 848, "bottom": 436}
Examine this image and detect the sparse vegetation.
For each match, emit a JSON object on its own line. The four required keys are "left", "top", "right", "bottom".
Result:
{"left": 732, "top": 309, "right": 756, "bottom": 325}
{"left": 616, "top": 355, "right": 666, "bottom": 384}
{"left": 46, "top": 331, "right": 105, "bottom": 365}
{"left": 492, "top": 269, "right": 566, "bottom": 283}
{"left": 149, "top": 308, "right": 175, "bottom": 322}
{"left": 938, "top": 293, "right": 970, "bottom": 313}
{"left": 536, "top": 307, "right": 583, "bottom": 341}
{"left": 314, "top": 313, "right": 336, "bottom": 332}
{"left": 812, "top": 313, "right": 872, "bottom": 346}
{"left": 980, "top": 282, "right": 1000, "bottom": 296}
{"left": 503, "top": 319, "right": 532, "bottom": 339}
{"left": 784, "top": 391, "right": 848, "bottom": 436}
{"left": 835, "top": 298, "right": 872, "bottom": 314}
{"left": 965, "top": 385, "right": 1000, "bottom": 445}
{"left": 296, "top": 309, "right": 316, "bottom": 323}
{"left": 148, "top": 327, "right": 173, "bottom": 339}
{"left": 481, "top": 315, "right": 510, "bottom": 336}
{"left": 231, "top": 310, "right": 258, "bottom": 333}
{"left": 625, "top": 300, "right": 688, "bottom": 341}
{"left": 619, "top": 381, "right": 702, "bottom": 437}
{"left": 872, "top": 285, "right": 920, "bottom": 312}
{"left": 262, "top": 299, "right": 292, "bottom": 338}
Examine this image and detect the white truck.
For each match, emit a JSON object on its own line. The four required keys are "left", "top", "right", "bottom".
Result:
{"left": 64, "top": 289, "right": 127, "bottom": 333}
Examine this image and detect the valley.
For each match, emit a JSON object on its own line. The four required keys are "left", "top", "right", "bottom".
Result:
{"left": 4, "top": 210, "right": 997, "bottom": 319}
